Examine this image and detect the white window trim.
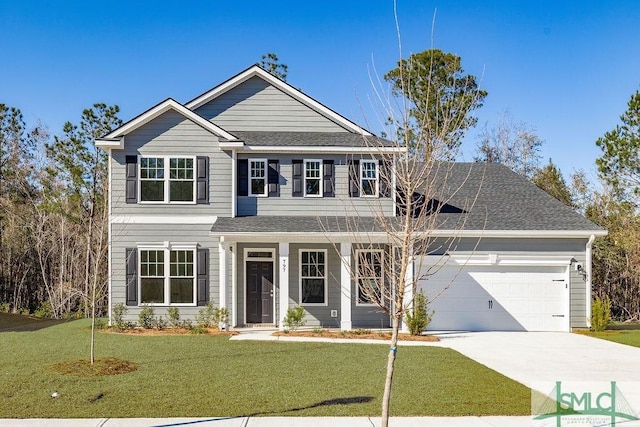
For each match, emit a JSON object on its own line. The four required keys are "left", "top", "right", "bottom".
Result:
{"left": 303, "top": 159, "right": 323, "bottom": 198}
{"left": 355, "top": 249, "right": 384, "bottom": 307}
{"left": 248, "top": 158, "right": 268, "bottom": 197}
{"left": 360, "top": 159, "right": 379, "bottom": 198}
{"left": 299, "top": 249, "right": 328, "bottom": 307}
{"left": 138, "top": 244, "right": 198, "bottom": 306}
{"left": 138, "top": 155, "right": 197, "bottom": 204}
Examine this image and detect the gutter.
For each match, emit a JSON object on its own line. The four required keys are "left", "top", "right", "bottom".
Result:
{"left": 585, "top": 234, "right": 596, "bottom": 329}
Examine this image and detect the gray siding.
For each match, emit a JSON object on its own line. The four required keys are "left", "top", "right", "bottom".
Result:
{"left": 237, "top": 154, "right": 394, "bottom": 217}
{"left": 110, "top": 223, "right": 228, "bottom": 322}
{"left": 111, "top": 110, "right": 232, "bottom": 217}
{"left": 195, "top": 77, "right": 348, "bottom": 132}
{"left": 570, "top": 253, "right": 588, "bottom": 328}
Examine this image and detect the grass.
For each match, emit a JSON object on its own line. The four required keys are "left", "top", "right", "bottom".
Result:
{"left": 0, "top": 317, "right": 534, "bottom": 418}
{"left": 579, "top": 322, "right": 640, "bottom": 348}
{"left": 0, "top": 312, "right": 65, "bottom": 332}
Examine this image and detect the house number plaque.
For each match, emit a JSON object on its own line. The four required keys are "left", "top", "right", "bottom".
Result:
{"left": 282, "top": 259, "right": 287, "bottom": 273}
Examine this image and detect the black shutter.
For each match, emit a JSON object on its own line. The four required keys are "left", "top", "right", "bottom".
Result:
{"left": 238, "top": 159, "right": 248, "bottom": 197}
{"left": 268, "top": 159, "right": 280, "bottom": 197}
{"left": 292, "top": 159, "right": 303, "bottom": 197}
{"left": 348, "top": 159, "right": 360, "bottom": 197}
{"left": 197, "top": 248, "right": 209, "bottom": 306}
{"left": 379, "top": 159, "right": 391, "bottom": 198}
{"left": 125, "top": 248, "right": 137, "bottom": 306}
{"left": 196, "top": 156, "right": 209, "bottom": 204}
{"left": 125, "top": 155, "right": 138, "bottom": 204}
{"left": 323, "top": 160, "right": 334, "bottom": 197}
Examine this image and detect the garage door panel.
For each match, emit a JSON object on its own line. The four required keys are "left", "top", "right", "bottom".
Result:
{"left": 419, "top": 263, "right": 567, "bottom": 332}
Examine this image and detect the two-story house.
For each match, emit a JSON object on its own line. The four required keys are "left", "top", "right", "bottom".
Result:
{"left": 97, "top": 65, "right": 605, "bottom": 332}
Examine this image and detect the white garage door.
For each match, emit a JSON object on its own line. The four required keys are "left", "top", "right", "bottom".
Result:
{"left": 417, "top": 263, "right": 568, "bottom": 332}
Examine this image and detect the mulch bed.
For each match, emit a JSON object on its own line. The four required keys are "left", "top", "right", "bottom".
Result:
{"left": 273, "top": 329, "right": 440, "bottom": 342}
{"left": 102, "top": 327, "right": 238, "bottom": 336}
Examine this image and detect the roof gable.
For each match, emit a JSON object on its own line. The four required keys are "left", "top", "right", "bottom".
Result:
{"left": 96, "top": 98, "right": 236, "bottom": 149}
{"left": 185, "top": 65, "right": 372, "bottom": 136}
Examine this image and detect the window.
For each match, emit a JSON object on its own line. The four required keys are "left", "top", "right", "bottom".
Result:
{"left": 249, "top": 159, "right": 267, "bottom": 196}
{"left": 304, "top": 160, "right": 322, "bottom": 197}
{"left": 360, "top": 160, "right": 378, "bottom": 197}
{"left": 356, "top": 250, "right": 383, "bottom": 305}
{"left": 300, "top": 250, "right": 327, "bottom": 305}
{"left": 140, "top": 156, "right": 195, "bottom": 203}
{"left": 139, "top": 247, "right": 196, "bottom": 305}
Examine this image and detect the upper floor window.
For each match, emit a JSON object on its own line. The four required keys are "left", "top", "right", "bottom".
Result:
{"left": 139, "top": 156, "right": 195, "bottom": 203}
{"left": 360, "top": 160, "right": 378, "bottom": 197}
{"left": 249, "top": 159, "right": 267, "bottom": 196}
{"left": 304, "top": 160, "right": 322, "bottom": 197}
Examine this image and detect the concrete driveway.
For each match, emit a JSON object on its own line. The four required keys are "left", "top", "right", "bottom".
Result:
{"left": 438, "top": 332, "right": 640, "bottom": 415}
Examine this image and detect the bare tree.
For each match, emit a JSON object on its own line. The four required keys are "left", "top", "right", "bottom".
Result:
{"left": 327, "top": 13, "right": 486, "bottom": 426}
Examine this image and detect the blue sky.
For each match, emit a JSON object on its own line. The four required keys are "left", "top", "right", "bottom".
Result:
{"left": 2, "top": 1, "right": 639, "bottom": 181}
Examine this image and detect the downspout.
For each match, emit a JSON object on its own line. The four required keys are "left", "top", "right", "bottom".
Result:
{"left": 107, "top": 149, "right": 113, "bottom": 326}
{"left": 585, "top": 234, "right": 596, "bottom": 329}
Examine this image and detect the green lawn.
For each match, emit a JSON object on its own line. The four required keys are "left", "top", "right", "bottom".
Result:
{"left": 581, "top": 323, "right": 640, "bottom": 348}
{"left": 0, "top": 317, "right": 533, "bottom": 418}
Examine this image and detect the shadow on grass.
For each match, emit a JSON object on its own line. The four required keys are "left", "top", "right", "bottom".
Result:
{"left": 0, "top": 313, "right": 67, "bottom": 332}
{"left": 608, "top": 322, "right": 640, "bottom": 331}
{"left": 153, "top": 396, "right": 375, "bottom": 426}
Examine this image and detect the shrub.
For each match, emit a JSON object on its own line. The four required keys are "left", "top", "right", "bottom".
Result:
{"left": 591, "top": 296, "right": 611, "bottom": 332}
{"left": 189, "top": 327, "right": 208, "bottom": 335}
{"left": 34, "top": 301, "right": 53, "bottom": 318}
{"left": 405, "top": 291, "right": 433, "bottom": 336}
{"left": 352, "top": 328, "right": 372, "bottom": 335}
{"left": 138, "top": 305, "right": 155, "bottom": 329}
{"left": 18, "top": 307, "right": 30, "bottom": 315}
{"left": 182, "top": 319, "right": 194, "bottom": 330}
{"left": 112, "top": 303, "right": 128, "bottom": 330}
{"left": 154, "top": 316, "right": 167, "bottom": 330}
{"left": 167, "top": 307, "right": 181, "bottom": 328}
{"left": 283, "top": 306, "right": 306, "bottom": 331}
{"left": 213, "top": 307, "right": 229, "bottom": 329}
{"left": 196, "top": 302, "right": 215, "bottom": 328}
{"left": 95, "top": 319, "right": 107, "bottom": 329}
{"left": 0, "top": 302, "right": 10, "bottom": 313}
{"left": 312, "top": 327, "right": 324, "bottom": 334}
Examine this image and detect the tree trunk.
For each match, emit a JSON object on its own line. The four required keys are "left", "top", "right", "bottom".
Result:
{"left": 381, "top": 315, "right": 401, "bottom": 427}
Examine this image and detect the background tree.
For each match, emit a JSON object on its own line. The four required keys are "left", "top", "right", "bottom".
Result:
{"left": 384, "top": 48, "right": 487, "bottom": 154}
{"left": 532, "top": 159, "right": 574, "bottom": 207}
{"left": 596, "top": 90, "right": 640, "bottom": 203}
{"left": 474, "top": 110, "right": 543, "bottom": 179}
{"left": 258, "top": 52, "right": 288, "bottom": 81}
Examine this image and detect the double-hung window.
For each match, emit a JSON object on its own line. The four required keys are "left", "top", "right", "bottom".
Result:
{"left": 300, "top": 250, "right": 327, "bottom": 305}
{"left": 304, "top": 160, "right": 322, "bottom": 197}
{"left": 360, "top": 160, "right": 378, "bottom": 197}
{"left": 139, "top": 247, "right": 196, "bottom": 305}
{"left": 249, "top": 159, "right": 267, "bottom": 196}
{"left": 140, "top": 156, "right": 195, "bottom": 203}
{"left": 356, "top": 249, "right": 384, "bottom": 305}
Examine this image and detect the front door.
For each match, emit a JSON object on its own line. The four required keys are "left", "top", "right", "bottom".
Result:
{"left": 246, "top": 261, "right": 274, "bottom": 323}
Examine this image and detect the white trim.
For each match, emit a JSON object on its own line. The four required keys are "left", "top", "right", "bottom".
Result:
{"left": 96, "top": 137, "right": 123, "bottom": 149}
{"left": 138, "top": 155, "right": 197, "bottom": 204}
{"left": 585, "top": 234, "right": 596, "bottom": 328}
{"left": 219, "top": 141, "right": 245, "bottom": 150}
{"left": 102, "top": 98, "right": 236, "bottom": 141}
{"left": 298, "top": 249, "right": 328, "bottom": 306}
{"left": 564, "top": 264, "right": 572, "bottom": 332}
{"left": 355, "top": 249, "right": 385, "bottom": 307}
{"left": 107, "top": 154, "right": 113, "bottom": 325}
{"left": 436, "top": 253, "right": 575, "bottom": 267}
{"left": 231, "top": 150, "right": 237, "bottom": 217}
{"left": 248, "top": 159, "right": 268, "bottom": 197}
{"left": 219, "top": 239, "right": 229, "bottom": 329}
{"left": 231, "top": 243, "right": 237, "bottom": 327}
{"left": 137, "top": 245, "right": 198, "bottom": 306}
{"left": 185, "top": 65, "right": 372, "bottom": 136}
{"left": 237, "top": 145, "right": 400, "bottom": 154}
{"left": 303, "top": 159, "right": 322, "bottom": 198}
{"left": 243, "top": 247, "right": 276, "bottom": 325}
{"left": 111, "top": 215, "right": 217, "bottom": 224}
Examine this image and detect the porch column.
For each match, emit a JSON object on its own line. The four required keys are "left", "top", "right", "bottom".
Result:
{"left": 218, "top": 238, "right": 229, "bottom": 329}
{"left": 401, "top": 253, "right": 414, "bottom": 333}
{"left": 278, "top": 242, "right": 290, "bottom": 331}
{"left": 340, "top": 242, "right": 352, "bottom": 331}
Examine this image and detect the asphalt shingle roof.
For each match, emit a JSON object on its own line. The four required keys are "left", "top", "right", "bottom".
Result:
{"left": 232, "top": 131, "right": 395, "bottom": 147}
{"left": 210, "top": 163, "right": 603, "bottom": 235}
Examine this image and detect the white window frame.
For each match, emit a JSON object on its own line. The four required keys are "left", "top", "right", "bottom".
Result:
{"left": 249, "top": 159, "right": 268, "bottom": 197}
{"left": 138, "top": 155, "right": 196, "bottom": 204}
{"left": 138, "top": 243, "right": 197, "bottom": 306}
{"left": 355, "top": 249, "right": 384, "bottom": 306}
{"left": 299, "top": 249, "right": 328, "bottom": 306}
{"left": 360, "top": 159, "right": 379, "bottom": 198}
{"left": 304, "top": 159, "right": 323, "bottom": 197}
